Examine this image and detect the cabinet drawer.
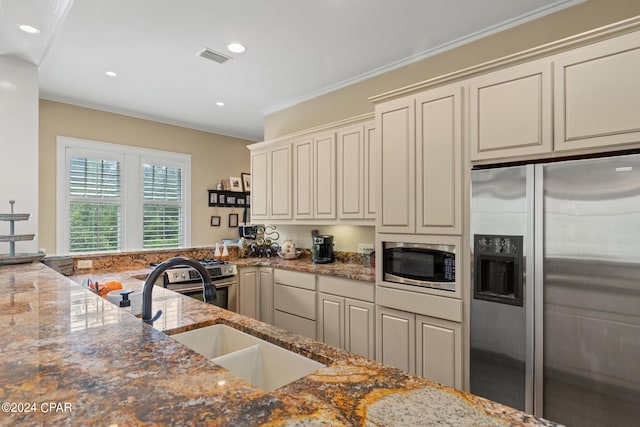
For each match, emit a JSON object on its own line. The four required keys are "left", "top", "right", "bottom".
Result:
{"left": 318, "top": 275, "right": 374, "bottom": 302}
{"left": 274, "top": 269, "right": 316, "bottom": 290}
{"left": 274, "top": 310, "right": 317, "bottom": 340}
{"left": 274, "top": 283, "right": 316, "bottom": 320}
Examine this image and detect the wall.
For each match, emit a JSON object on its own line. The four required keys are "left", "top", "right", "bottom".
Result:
{"left": 39, "top": 100, "right": 252, "bottom": 255}
{"left": 272, "top": 225, "right": 374, "bottom": 253}
{"left": 264, "top": 0, "right": 640, "bottom": 139}
{"left": 0, "top": 57, "right": 39, "bottom": 254}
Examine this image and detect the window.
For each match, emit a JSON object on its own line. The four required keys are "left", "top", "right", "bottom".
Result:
{"left": 57, "top": 137, "right": 191, "bottom": 254}
{"left": 142, "top": 164, "right": 182, "bottom": 248}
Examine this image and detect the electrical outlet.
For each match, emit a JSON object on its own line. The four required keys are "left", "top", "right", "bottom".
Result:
{"left": 77, "top": 259, "right": 93, "bottom": 269}
{"left": 358, "top": 243, "right": 374, "bottom": 254}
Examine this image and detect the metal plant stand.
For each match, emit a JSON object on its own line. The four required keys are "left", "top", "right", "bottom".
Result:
{"left": 0, "top": 200, "right": 45, "bottom": 265}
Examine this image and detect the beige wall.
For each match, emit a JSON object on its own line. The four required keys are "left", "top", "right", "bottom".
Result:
{"left": 39, "top": 100, "right": 251, "bottom": 255}
{"left": 264, "top": 0, "right": 640, "bottom": 139}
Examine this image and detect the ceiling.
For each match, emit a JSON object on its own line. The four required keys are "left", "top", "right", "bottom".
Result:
{"left": 1, "top": 0, "right": 582, "bottom": 142}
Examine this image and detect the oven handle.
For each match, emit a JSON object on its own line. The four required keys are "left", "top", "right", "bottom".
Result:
{"left": 211, "top": 279, "right": 237, "bottom": 288}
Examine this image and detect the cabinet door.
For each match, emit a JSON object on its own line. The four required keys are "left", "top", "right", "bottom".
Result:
{"left": 238, "top": 267, "right": 258, "bottom": 319}
{"left": 250, "top": 150, "right": 269, "bottom": 220}
{"left": 258, "top": 267, "right": 273, "bottom": 325}
{"left": 415, "top": 84, "right": 463, "bottom": 235}
{"left": 376, "top": 306, "right": 415, "bottom": 374}
{"left": 313, "top": 132, "right": 336, "bottom": 219}
{"left": 363, "top": 122, "right": 377, "bottom": 219}
{"left": 337, "top": 125, "right": 364, "bottom": 219}
{"left": 416, "top": 315, "right": 462, "bottom": 389}
{"left": 270, "top": 144, "right": 292, "bottom": 219}
{"left": 293, "top": 138, "right": 314, "bottom": 219}
{"left": 345, "top": 298, "right": 374, "bottom": 359}
{"left": 554, "top": 31, "right": 640, "bottom": 152}
{"left": 318, "top": 293, "right": 344, "bottom": 349}
{"left": 376, "top": 97, "right": 415, "bottom": 233}
{"left": 469, "top": 58, "right": 552, "bottom": 161}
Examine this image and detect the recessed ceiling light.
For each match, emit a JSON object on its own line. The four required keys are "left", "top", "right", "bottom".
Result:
{"left": 227, "top": 43, "right": 246, "bottom": 53}
{"left": 216, "top": 101, "right": 225, "bottom": 107}
{"left": 18, "top": 24, "right": 40, "bottom": 34}
{"left": 105, "top": 71, "right": 117, "bottom": 77}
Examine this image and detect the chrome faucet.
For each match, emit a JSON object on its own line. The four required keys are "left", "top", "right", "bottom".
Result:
{"left": 142, "top": 257, "right": 216, "bottom": 324}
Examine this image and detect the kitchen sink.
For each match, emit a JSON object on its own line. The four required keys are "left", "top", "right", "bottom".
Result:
{"left": 172, "top": 324, "right": 324, "bottom": 392}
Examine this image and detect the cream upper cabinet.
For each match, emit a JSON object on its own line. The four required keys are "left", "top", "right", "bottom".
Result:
{"left": 337, "top": 124, "right": 365, "bottom": 219}
{"left": 250, "top": 150, "right": 269, "bottom": 221}
{"left": 469, "top": 59, "right": 552, "bottom": 161}
{"left": 554, "top": 31, "right": 640, "bottom": 152}
{"left": 293, "top": 137, "right": 314, "bottom": 219}
{"left": 270, "top": 144, "right": 292, "bottom": 219}
{"left": 376, "top": 84, "right": 462, "bottom": 234}
{"left": 363, "top": 122, "right": 377, "bottom": 219}
{"left": 376, "top": 97, "right": 416, "bottom": 233}
{"left": 250, "top": 143, "right": 292, "bottom": 222}
{"left": 415, "top": 84, "right": 463, "bottom": 235}
{"left": 313, "top": 132, "right": 336, "bottom": 219}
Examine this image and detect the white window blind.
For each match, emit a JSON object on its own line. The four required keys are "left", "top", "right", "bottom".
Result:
{"left": 142, "top": 164, "right": 183, "bottom": 248}
{"left": 68, "top": 157, "right": 121, "bottom": 252}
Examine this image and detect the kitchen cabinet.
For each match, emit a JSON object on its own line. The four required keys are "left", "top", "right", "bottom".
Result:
{"left": 415, "top": 84, "right": 463, "bottom": 235}
{"left": 336, "top": 124, "right": 365, "bottom": 219}
{"left": 375, "top": 305, "right": 462, "bottom": 388}
{"left": 375, "top": 96, "right": 415, "bottom": 233}
{"left": 238, "top": 267, "right": 258, "bottom": 319}
{"left": 553, "top": 30, "right": 640, "bottom": 152}
{"left": 317, "top": 276, "right": 375, "bottom": 358}
{"left": 416, "top": 314, "right": 462, "bottom": 389}
{"left": 250, "top": 143, "right": 292, "bottom": 222}
{"left": 258, "top": 267, "right": 273, "bottom": 325}
{"left": 249, "top": 119, "right": 373, "bottom": 224}
{"left": 273, "top": 270, "right": 317, "bottom": 340}
{"left": 363, "top": 122, "right": 377, "bottom": 219}
{"left": 376, "top": 82, "right": 462, "bottom": 235}
{"left": 293, "top": 137, "right": 313, "bottom": 219}
{"left": 376, "top": 306, "right": 415, "bottom": 374}
{"left": 469, "top": 58, "right": 552, "bottom": 161}
{"left": 313, "top": 132, "right": 337, "bottom": 219}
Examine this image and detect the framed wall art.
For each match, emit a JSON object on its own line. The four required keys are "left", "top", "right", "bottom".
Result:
{"left": 210, "top": 215, "right": 221, "bottom": 227}
{"left": 228, "top": 213, "right": 238, "bottom": 227}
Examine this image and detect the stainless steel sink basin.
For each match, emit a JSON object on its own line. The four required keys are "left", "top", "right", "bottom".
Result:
{"left": 172, "top": 324, "right": 324, "bottom": 392}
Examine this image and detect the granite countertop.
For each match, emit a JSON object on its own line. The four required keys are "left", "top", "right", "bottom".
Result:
{"left": 234, "top": 257, "right": 375, "bottom": 282}
{"left": 0, "top": 262, "right": 557, "bottom": 426}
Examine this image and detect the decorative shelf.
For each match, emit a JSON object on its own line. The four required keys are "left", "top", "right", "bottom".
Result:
{"left": 208, "top": 190, "right": 251, "bottom": 208}
{"left": 0, "top": 200, "right": 45, "bottom": 265}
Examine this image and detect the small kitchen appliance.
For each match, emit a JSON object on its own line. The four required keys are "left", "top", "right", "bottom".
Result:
{"left": 311, "top": 230, "right": 334, "bottom": 264}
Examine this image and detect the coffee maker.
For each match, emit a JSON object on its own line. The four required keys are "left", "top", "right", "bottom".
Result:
{"left": 311, "top": 230, "right": 334, "bottom": 264}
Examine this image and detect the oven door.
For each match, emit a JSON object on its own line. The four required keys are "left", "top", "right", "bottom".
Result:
{"left": 167, "top": 276, "right": 237, "bottom": 311}
{"left": 181, "top": 286, "right": 229, "bottom": 309}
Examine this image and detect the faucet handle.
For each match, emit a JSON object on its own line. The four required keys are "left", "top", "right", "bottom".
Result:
{"left": 150, "top": 310, "right": 162, "bottom": 323}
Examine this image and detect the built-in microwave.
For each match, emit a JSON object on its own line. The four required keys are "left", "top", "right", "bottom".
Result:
{"left": 382, "top": 241, "right": 456, "bottom": 292}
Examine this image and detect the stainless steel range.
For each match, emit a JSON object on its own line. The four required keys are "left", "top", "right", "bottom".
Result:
{"left": 153, "top": 259, "right": 238, "bottom": 311}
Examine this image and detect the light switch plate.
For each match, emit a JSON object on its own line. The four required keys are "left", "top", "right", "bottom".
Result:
{"left": 77, "top": 259, "right": 93, "bottom": 269}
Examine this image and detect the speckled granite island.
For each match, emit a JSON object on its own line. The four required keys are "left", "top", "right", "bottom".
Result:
{"left": 0, "top": 261, "right": 557, "bottom": 426}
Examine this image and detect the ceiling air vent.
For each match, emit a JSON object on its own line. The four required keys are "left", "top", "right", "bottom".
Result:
{"left": 197, "top": 48, "right": 231, "bottom": 64}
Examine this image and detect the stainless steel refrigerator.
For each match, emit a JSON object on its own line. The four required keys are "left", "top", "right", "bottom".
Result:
{"left": 470, "top": 153, "right": 640, "bottom": 426}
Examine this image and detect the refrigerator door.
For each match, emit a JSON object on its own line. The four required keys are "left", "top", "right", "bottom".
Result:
{"left": 541, "top": 154, "right": 640, "bottom": 426}
{"left": 470, "top": 166, "right": 534, "bottom": 412}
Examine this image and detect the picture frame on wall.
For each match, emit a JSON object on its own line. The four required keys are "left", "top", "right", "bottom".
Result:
{"left": 229, "top": 213, "right": 238, "bottom": 227}
{"left": 210, "top": 216, "right": 221, "bottom": 227}
{"left": 241, "top": 173, "right": 251, "bottom": 192}
{"left": 237, "top": 196, "right": 245, "bottom": 206}
{"left": 218, "top": 194, "right": 226, "bottom": 205}
{"left": 226, "top": 195, "right": 236, "bottom": 206}
{"left": 208, "top": 191, "right": 218, "bottom": 206}
{"left": 229, "top": 176, "right": 243, "bottom": 192}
